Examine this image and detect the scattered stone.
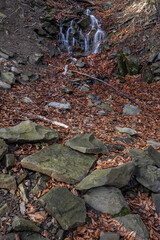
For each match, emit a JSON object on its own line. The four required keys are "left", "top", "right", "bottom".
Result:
{"left": 21, "top": 144, "right": 96, "bottom": 184}
{"left": 76, "top": 162, "right": 135, "bottom": 190}
{"left": 65, "top": 133, "right": 108, "bottom": 154}
{"left": 79, "top": 85, "right": 90, "bottom": 91}
{"left": 32, "top": 175, "right": 50, "bottom": 195}
{"left": 152, "top": 193, "right": 160, "bottom": 214}
{"left": 0, "top": 174, "right": 17, "bottom": 191}
{"left": 148, "top": 52, "right": 158, "bottom": 63}
{"left": 29, "top": 53, "right": 43, "bottom": 65}
{"left": 20, "top": 201, "right": 26, "bottom": 215}
{"left": 61, "top": 85, "right": 73, "bottom": 94}
{"left": 23, "top": 97, "right": 33, "bottom": 103}
{"left": 115, "top": 126, "right": 138, "bottom": 136}
{"left": 0, "top": 203, "right": 10, "bottom": 216}
{"left": 48, "top": 101, "right": 71, "bottom": 110}
{"left": 19, "top": 183, "right": 28, "bottom": 203}
{"left": 0, "top": 233, "right": 15, "bottom": 240}
{"left": 107, "top": 144, "right": 124, "bottom": 152}
{"left": 144, "top": 145, "right": 160, "bottom": 167}
{"left": 84, "top": 187, "right": 129, "bottom": 215}
{"left": 98, "top": 110, "right": 106, "bottom": 116}
{"left": 0, "top": 139, "right": 8, "bottom": 161}
{"left": 108, "top": 52, "right": 118, "bottom": 59}
{"left": 147, "top": 140, "right": 160, "bottom": 147}
{"left": 56, "top": 229, "right": 64, "bottom": 240}
{"left": 17, "top": 172, "right": 28, "bottom": 185}
{"left": 123, "top": 104, "right": 140, "bottom": 115}
{"left": 102, "top": 1, "right": 113, "bottom": 10}
{"left": 0, "top": 80, "right": 11, "bottom": 89}
{"left": 0, "top": 120, "right": 59, "bottom": 143}
{"left": 39, "top": 187, "right": 86, "bottom": 230}
{"left": 11, "top": 66, "right": 21, "bottom": 75}
{"left": 20, "top": 232, "right": 48, "bottom": 240}
{"left": 96, "top": 102, "right": 113, "bottom": 112}
{"left": 100, "top": 232, "right": 120, "bottom": 240}
{"left": 1, "top": 72, "right": 15, "bottom": 85}
{"left": 113, "top": 136, "right": 134, "bottom": 144}
{"left": 115, "top": 214, "right": 149, "bottom": 239}
{"left": 4, "top": 154, "right": 15, "bottom": 169}
{"left": 76, "top": 61, "right": 85, "bottom": 68}
{"left": 12, "top": 216, "right": 41, "bottom": 232}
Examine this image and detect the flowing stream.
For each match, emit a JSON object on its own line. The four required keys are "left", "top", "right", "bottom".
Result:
{"left": 58, "top": 9, "right": 105, "bottom": 54}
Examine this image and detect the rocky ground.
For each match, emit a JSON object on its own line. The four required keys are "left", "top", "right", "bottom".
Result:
{"left": 0, "top": 0, "right": 160, "bottom": 240}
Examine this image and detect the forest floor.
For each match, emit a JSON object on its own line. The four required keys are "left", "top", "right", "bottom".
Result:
{"left": 0, "top": 0, "right": 160, "bottom": 239}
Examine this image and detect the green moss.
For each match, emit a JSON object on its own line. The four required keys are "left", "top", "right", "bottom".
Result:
{"left": 118, "top": 53, "right": 128, "bottom": 76}
{"left": 112, "top": 207, "right": 131, "bottom": 218}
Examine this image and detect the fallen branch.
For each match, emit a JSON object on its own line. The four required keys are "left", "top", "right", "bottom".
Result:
{"left": 51, "top": 65, "right": 144, "bottom": 109}
{"left": 21, "top": 113, "right": 69, "bottom": 129}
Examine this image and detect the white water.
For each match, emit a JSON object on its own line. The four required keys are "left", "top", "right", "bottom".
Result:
{"left": 59, "top": 9, "right": 105, "bottom": 54}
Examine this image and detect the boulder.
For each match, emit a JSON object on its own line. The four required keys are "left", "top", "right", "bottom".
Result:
{"left": 65, "top": 133, "right": 108, "bottom": 154}
{"left": 0, "top": 139, "right": 8, "bottom": 161}
{"left": 76, "top": 162, "right": 135, "bottom": 190}
{"left": 0, "top": 174, "right": 17, "bottom": 190}
{"left": 115, "top": 127, "right": 138, "bottom": 136}
{"left": 115, "top": 214, "right": 149, "bottom": 239}
{"left": 0, "top": 120, "right": 59, "bottom": 143}
{"left": 12, "top": 216, "right": 41, "bottom": 232}
{"left": 84, "top": 187, "right": 129, "bottom": 215}
{"left": 123, "top": 104, "right": 140, "bottom": 115}
{"left": 21, "top": 144, "right": 96, "bottom": 184}
{"left": 39, "top": 187, "right": 86, "bottom": 230}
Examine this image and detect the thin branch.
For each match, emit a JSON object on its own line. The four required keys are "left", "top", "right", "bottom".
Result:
{"left": 51, "top": 65, "right": 144, "bottom": 109}
{"left": 21, "top": 113, "right": 69, "bottom": 129}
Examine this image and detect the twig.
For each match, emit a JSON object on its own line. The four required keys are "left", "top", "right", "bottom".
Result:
{"left": 51, "top": 65, "right": 144, "bottom": 109}
{"left": 21, "top": 113, "right": 69, "bottom": 129}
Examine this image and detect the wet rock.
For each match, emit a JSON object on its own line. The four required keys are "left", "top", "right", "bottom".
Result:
{"left": 65, "top": 133, "right": 108, "bottom": 154}
{"left": 48, "top": 101, "right": 71, "bottom": 110}
{"left": 123, "top": 104, "right": 140, "bottom": 115}
{"left": 21, "top": 144, "right": 96, "bottom": 184}
{"left": 152, "top": 193, "right": 160, "bottom": 214}
{"left": 107, "top": 144, "right": 124, "bottom": 152}
{"left": 144, "top": 145, "right": 160, "bottom": 167}
{"left": 115, "top": 126, "right": 138, "bottom": 136}
{"left": 0, "top": 139, "right": 8, "bottom": 161}
{"left": 12, "top": 215, "right": 41, "bottom": 232}
{"left": 0, "top": 203, "right": 10, "bottom": 216}
{"left": 3, "top": 154, "right": 15, "bottom": 169}
{"left": 84, "top": 187, "right": 129, "bottom": 215}
{"left": 1, "top": 72, "right": 15, "bottom": 85}
{"left": 78, "top": 16, "right": 91, "bottom": 29}
{"left": 76, "top": 162, "right": 135, "bottom": 190}
{"left": 115, "top": 214, "right": 149, "bottom": 239}
{"left": 0, "top": 120, "right": 59, "bottom": 143}
{"left": 0, "top": 174, "right": 17, "bottom": 191}
{"left": 100, "top": 232, "right": 120, "bottom": 240}
{"left": 0, "top": 80, "right": 11, "bottom": 89}
{"left": 39, "top": 187, "right": 86, "bottom": 230}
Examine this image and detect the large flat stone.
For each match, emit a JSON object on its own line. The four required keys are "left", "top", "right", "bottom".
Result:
{"left": 65, "top": 133, "right": 108, "bottom": 154}
{"left": 84, "top": 187, "right": 129, "bottom": 215}
{"left": 0, "top": 174, "right": 17, "bottom": 190}
{"left": 0, "top": 120, "right": 59, "bottom": 143}
{"left": 0, "top": 139, "right": 8, "bottom": 161}
{"left": 39, "top": 187, "right": 86, "bottom": 230}
{"left": 21, "top": 144, "right": 96, "bottom": 184}
{"left": 76, "top": 162, "right": 135, "bottom": 190}
{"left": 115, "top": 214, "right": 149, "bottom": 239}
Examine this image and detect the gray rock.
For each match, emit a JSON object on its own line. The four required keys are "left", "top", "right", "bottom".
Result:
{"left": 39, "top": 187, "right": 86, "bottom": 230}
{"left": 100, "top": 232, "right": 120, "bottom": 240}
{"left": 21, "top": 144, "right": 96, "bottom": 184}
{"left": 20, "top": 232, "right": 48, "bottom": 240}
{"left": 48, "top": 101, "right": 71, "bottom": 110}
{"left": 115, "top": 126, "right": 138, "bottom": 136}
{"left": 0, "top": 120, "right": 59, "bottom": 143}
{"left": 0, "top": 174, "right": 17, "bottom": 190}
{"left": 147, "top": 140, "right": 160, "bottom": 147}
{"left": 0, "top": 51, "right": 9, "bottom": 59}
{"left": 125, "top": 55, "right": 142, "bottom": 75}
{"left": 96, "top": 102, "right": 113, "bottom": 112}
{"left": 98, "top": 110, "right": 106, "bottom": 116}
{"left": 142, "top": 66, "right": 153, "bottom": 83}
{"left": 11, "top": 66, "right": 21, "bottom": 75}
{"left": 144, "top": 145, "right": 160, "bottom": 167}
{"left": 12, "top": 216, "right": 41, "bottom": 232}
{"left": 76, "top": 61, "right": 85, "bottom": 68}
{"left": 76, "top": 162, "right": 135, "bottom": 190}
{"left": 115, "top": 214, "right": 149, "bottom": 239}
{"left": 32, "top": 175, "right": 50, "bottom": 195}
{"left": 152, "top": 193, "right": 160, "bottom": 214}
{"left": 66, "top": 133, "right": 108, "bottom": 154}
{"left": 0, "top": 233, "right": 15, "bottom": 240}
{"left": 4, "top": 154, "right": 15, "bottom": 168}
{"left": 123, "top": 104, "right": 140, "bottom": 115}
{"left": 29, "top": 53, "right": 43, "bottom": 65}
{"left": 84, "top": 187, "right": 129, "bottom": 215}
{"left": 128, "top": 148, "right": 154, "bottom": 167}
{"left": 78, "top": 16, "right": 91, "bottom": 29}
{"left": 0, "top": 139, "right": 8, "bottom": 161}
{"left": 79, "top": 85, "right": 90, "bottom": 91}
{"left": 148, "top": 52, "right": 158, "bottom": 63}
{"left": 102, "top": 2, "right": 113, "bottom": 10}
{"left": 23, "top": 97, "right": 33, "bottom": 103}
{"left": 0, "top": 203, "right": 10, "bottom": 216}
{"left": 1, "top": 72, "right": 15, "bottom": 85}
{"left": 19, "top": 183, "right": 28, "bottom": 202}
{"left": 0, "top": 80, "right": 11, "bottom": 89}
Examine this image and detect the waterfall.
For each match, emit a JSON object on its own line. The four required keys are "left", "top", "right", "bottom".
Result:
{"left": 59, "top": 9, "right": 105, "bottom": 54}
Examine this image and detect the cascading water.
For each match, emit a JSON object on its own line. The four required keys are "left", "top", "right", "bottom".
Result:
{"left": 58, "top": 9, "right": 105, "bottom": 54}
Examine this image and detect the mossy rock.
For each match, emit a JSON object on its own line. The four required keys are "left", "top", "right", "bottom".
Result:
{"left": 112, "top": 207, "right": 131, "bottom": 218}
